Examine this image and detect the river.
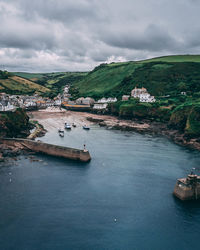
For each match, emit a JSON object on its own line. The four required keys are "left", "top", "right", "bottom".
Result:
{"left": 1, "top": 123, "right": 200, "bottom": 250}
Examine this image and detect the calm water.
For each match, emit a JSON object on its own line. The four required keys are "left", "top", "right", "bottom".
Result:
{"left": 1, "top": 125, "right": 200, "bottom": 250}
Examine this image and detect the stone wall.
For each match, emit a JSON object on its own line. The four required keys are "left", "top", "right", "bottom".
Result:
{"left": 0, "top": 138, "right": 91, "bottom": 162}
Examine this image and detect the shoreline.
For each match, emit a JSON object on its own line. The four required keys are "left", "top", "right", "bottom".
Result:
{"left": 1, "top": 108, "right": 200, "bottom": 163}
{"left": 29, "top": 108, "right": 200, "bottom": 152}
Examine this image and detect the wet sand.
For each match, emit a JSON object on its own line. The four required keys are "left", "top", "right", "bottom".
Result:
{"left": 28, "top": 108, "right": 150, "bottom": 132}
{"left": 28, "top": 109, "right": 94, "bottom": 131}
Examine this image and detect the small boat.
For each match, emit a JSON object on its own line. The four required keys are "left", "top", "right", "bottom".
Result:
{"left": 83, "top": 125, "right": 90, "bottom": 130}
{"left": 58, "top": 128, "right": 64, "bottom": 133}
{"left": 72, "top": 123, "right": 76, "bottom": 127}
{"left": 59, "top": 131, "right": 64, "bottom": 137}
{"left": 65, "top": 123, "right": 71, "bottom": 129}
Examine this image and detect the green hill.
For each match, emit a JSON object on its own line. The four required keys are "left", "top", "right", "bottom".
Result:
{"left": 137, "top": 54, "right": 200, "bottom": 63}
{"left": 68, "top": 55, "right": 200, "bottom": 138}
{"left": 0, "top": 71, "right": 50, "bottom": 95}
{"left": 0, "top": 71, "right": 87, "bottom": 97}
{"left": 13, "top": 71, "right": 87, "bottom": 97}
{"left": 69, "top": 55, "right": 200, "bottom": 99}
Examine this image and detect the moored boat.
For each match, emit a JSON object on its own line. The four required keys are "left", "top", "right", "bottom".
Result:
{"left": 59, "top": 131, "right": 64, "bottom": 137}
{"left": 58, "top": 128, "right": 64, "bottom": 133}
{"left": 65, "top": 122, "right": 71, "bottom": 129}
{"left": 83, "top": 125, "right": 90, "bottom": 130}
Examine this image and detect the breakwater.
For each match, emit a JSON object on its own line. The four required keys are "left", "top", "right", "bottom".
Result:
{"left": 0, "top": 138, "right": 91, "bottom": 162}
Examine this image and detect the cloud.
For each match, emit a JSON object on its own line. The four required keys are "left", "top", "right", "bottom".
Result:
{"left": 0, "top": 0, "right": 200, "bottom": 72}
{"left": 100, "top": 24, "right": 178, "bottom": 52}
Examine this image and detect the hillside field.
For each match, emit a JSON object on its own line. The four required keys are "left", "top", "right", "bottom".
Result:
{"left": 69, "top": 55, "right": 200, "bottom": 99}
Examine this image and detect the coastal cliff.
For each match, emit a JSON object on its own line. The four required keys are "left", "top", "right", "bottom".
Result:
{"left": 0, "top": 108, "right": 30, "bottom": 138}
{"left": 0, "top": 109, "right": 31, "bottom": 161}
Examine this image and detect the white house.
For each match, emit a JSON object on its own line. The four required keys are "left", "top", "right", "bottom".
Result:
{"left": 54, "top": 99, "right": 62, "bottom": 106}
{"left": 64, "top": 85, "right": 70, "bottom": 93}
{"left": 131, "top": 87, "right": 156, "bottom": 103}
{"left": 93, "top": 103, "right": 108, "bottom": 110}
{"left": 76, "top": 97, "right": 95, "bottom": 105}
{"left": 0, "top": 101, "right": 15, "bottom": 111}
{"left": 97, "top": 97, "right": 117, "bottom": 103}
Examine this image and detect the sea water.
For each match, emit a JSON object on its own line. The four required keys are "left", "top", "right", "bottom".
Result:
{"left": 1, "top": 125, "right": 200, "bottom": 250}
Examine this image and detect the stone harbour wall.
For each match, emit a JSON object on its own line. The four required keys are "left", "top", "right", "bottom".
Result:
{"left": 0, "top": 138, "right": 91, "bottom": 162}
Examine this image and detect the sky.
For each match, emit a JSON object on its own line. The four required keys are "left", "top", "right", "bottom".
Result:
{"left": 0, "top": 0, "right": 200, "bottom": 72}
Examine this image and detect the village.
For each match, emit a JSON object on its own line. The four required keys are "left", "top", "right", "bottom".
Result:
{"left": 0, "top": 84, "right": 156, "bottom": 112}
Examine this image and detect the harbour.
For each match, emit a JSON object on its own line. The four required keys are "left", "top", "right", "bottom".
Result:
{"left": 1, "top": 116, "right": 200, "bottom": 249}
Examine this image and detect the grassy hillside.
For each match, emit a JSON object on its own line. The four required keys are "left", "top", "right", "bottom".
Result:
{"left": 137, "top": 54, "right": 200, "bottom": 63}
{"left": 70, "top": 62, "right": 142, "bottom": 99}
{"left": 107, "top": 54, "right": 200, "bottom": 66}
{"left": 0, "top": 71, "right": 87, "bottom": 97}
{"left": 13, "top": 72, "right": 46, "bottom": 80}
{"left": 69, "top": 55, "right": 200, "bottom": 99}
{"left": 0, "top": 73, "right": 50, "bottom": 95}
{"left": 13, "top": 71, "right": 87, "bottom": 97}
{"left": 68, "top": 55, "right": 200, "bottom": 138}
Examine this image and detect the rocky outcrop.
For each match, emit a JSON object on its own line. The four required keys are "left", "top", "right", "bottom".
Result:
{"left": 27, "top": 122, "right": 47, "bottom": 140}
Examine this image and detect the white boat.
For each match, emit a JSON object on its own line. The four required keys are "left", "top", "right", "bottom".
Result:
{"left": 65, "top": 123, "right": 71, "bottom": 129}
{"left": 72, "top": 123, "right": 76, "bottom": 127}
{"left": 58, "top": 128, "right": 64, "bottom": 133}
{"left": 83, "top": 125, "right": 90, "bottom": 130}
{"left": 59, "top": 131, "right": 64, "bottom": 137}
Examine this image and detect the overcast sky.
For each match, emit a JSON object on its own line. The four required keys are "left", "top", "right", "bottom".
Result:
{"left": 0, "top": 0, "right": 200, "bottom": 72}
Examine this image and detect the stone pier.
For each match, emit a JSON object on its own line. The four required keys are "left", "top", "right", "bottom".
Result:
{"left": 0, "top": 138, "right": 91, "bottom": 162}
{"left": 173, "top": 174, "right": 200, "bottom": 200}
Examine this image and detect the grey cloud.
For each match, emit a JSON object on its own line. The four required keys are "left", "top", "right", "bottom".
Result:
{"left": 101, "top": 24, "right": 178, "bottom": 52}
{"left": 0, "top": 0, "right": 200, "bottom": 72}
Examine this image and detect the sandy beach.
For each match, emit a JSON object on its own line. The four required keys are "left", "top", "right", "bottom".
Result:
{"left": 28, "top": 108, "right": 91, "bottom": 131}
{"left": 28, "top": 107, "right": 150, "bottom": 132}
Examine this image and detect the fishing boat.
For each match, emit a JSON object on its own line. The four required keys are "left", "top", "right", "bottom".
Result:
{"left": 83, "top": 125, "right": 90, "bottom": 130}
{"left": 65, "top": 123, "right": 71, "bottom": 129}
{"left": 72, "top": 123, "right": 76, "bottom": 127}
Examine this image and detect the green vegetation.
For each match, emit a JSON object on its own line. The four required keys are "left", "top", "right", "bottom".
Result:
{"left": 0, "top": 70, "right": 13, "bottom": 79}
{"left": 38, "top": 72, "right": 87, "bottom": 97}
{"left": 0, "top": 71, "right": 87, "bottom": 97}
{"left": 13, "top": 72, "right": 45, "bottom": 80}
{"left": 0, "top": 75, "right": 50, "bottom": 95}
{"left": 68, "top": 55, "right": 200, "bottom": 138}
{"left": 1, "top": 54, "right": 200, "bottom": 138}
{"left": 70, "top": 62, "right": 142, "bottom": 99}
{"left": 0, "top": 108, "right": 30, "bottom": 137}
{"left": 13, "top": 71, "right": 87, "bottom": 97}
{"left": 109, "top": 99, "right": 171, "bottom": 122}
{"left": 138, "top": 54, "right": 200, "bottom": 63}
{"left": 70, "top": 61, "right": 200, "bottom": 99}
